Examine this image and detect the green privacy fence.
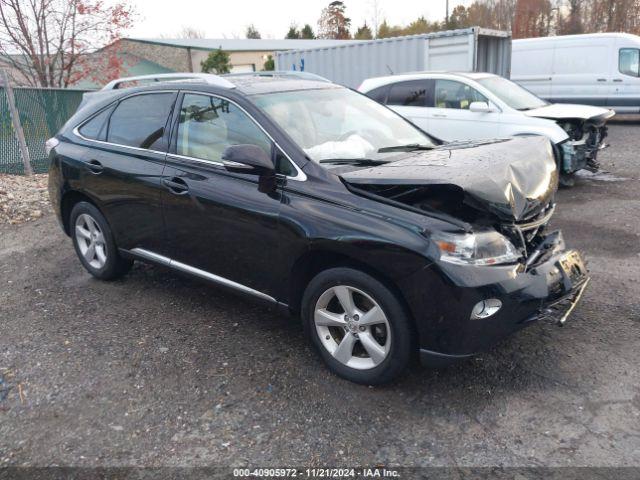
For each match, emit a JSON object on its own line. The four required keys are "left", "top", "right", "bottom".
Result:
{"left": 0, "top": 87, "right": 89, "bottom": 174}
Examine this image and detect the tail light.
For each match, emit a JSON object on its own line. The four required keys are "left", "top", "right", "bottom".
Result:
{"left": 45, "top": 137, "right": 60, "bottom": 156}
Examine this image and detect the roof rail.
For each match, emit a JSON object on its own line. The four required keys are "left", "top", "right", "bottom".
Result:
{"left": 101, "top": 73, "right": 236, "bottom": 91}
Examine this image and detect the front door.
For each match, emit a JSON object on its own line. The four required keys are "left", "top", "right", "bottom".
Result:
{"left": 161, "top": 92, "right": 282, "bottom": 299}
{"left": 427, "top": 79, "right": 502, "bottom": 141}
{"left": 385, "top": 79, "right": 432, "bottom": 132}
{"left": 613, "top": 42, "right": 640, "bottom": 112}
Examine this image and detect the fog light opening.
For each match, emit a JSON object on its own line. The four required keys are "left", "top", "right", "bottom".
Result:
{"left": 471, "top": 299, "right": 502, "bottom": 320}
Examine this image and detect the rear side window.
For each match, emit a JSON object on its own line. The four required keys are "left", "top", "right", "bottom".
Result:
{"left": 78, "top": 105, "right": 115, "bottom": 141}
{"left": 365, "top": 85, "right": 389, "bottom": 104}
{"left": 387, "top": 81, "right": 429, "bottom": 107}
{"left": 107, "top": 93, "right": 175, "bottom": 150}
{"left": 176, "top": 93, "right": 271, "bottom": 163}
{"left": 619, "top": 48, "right": 640, "bottom": 77}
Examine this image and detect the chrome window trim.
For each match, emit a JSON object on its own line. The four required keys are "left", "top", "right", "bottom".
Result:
{"left": 179, "top": 90, "right": 307, "bottom": 182}
{"left": 72, "top": 126, "right": 168, "bottom": 157}
{"left": 72, "top": 90, "right": 179, "bottom": 156}
{"left": 72, "top": 88, "right": 308, "bottom": 181}
{"left": 166, "top": 152, "right": 248, "bottom": 170}
{"left": 130, "top": 248, "right": 276, "bottom": 303}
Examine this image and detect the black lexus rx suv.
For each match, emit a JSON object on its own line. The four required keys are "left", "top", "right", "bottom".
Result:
{"left": 47, "top": 73, "right": 589, "bottom": 384}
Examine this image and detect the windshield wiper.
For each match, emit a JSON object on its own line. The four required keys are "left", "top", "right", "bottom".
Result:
{"left": 319, "top": 158, "right": 390, "bottom": 165}
{"left": 377, "top": 143, "right": 434, "bottom": 153}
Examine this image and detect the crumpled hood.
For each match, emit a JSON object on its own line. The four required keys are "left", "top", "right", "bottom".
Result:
{"left": 340, "top": 136, "right": 558, "bottom": 222}
{"left": 524, "top": 103, "right": 615, "bottom": 123}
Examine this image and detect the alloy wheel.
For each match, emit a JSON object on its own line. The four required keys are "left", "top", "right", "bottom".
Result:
{"left": 75, "top": 213, "right": 107, "bottom": 269}
{"left": 314, "top": 285, "right": 391, "bottom": 370}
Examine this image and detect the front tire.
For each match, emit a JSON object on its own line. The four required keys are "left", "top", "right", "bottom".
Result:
{"left": 70, "top": 202, "right": 132, "bottom": 280}
{"left": 559, "top": 172, "right": 576, "bottom": 188}
{"left": 302, "top": 267, "right": 413, "bottom": 385}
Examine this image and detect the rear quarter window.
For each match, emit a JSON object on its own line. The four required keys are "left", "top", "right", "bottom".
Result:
{"left": 78, "top": 105, "right": 115, "bottom": 141}
{"left": 364, "top": 85, "right": 389, "bottom": 104}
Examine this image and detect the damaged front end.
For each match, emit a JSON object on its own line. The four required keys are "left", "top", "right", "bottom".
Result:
{"left": 525, "top": 105, "right": 615, "bottom": 175}
{"left": 340, "top": 135, "right": 589, "bottom": 357}
{"left": 341, "top": 136, "right": 568, "bottom": 271}
{"left": 557, "top": 118, "right": 610, "bottom": 173}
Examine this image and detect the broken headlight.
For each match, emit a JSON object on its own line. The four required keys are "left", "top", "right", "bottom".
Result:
{"left": 432, "top": 230, "right": 521, "bottom": 266}
{"left": 559, "top": 121, "right": 583, "bottom": 141}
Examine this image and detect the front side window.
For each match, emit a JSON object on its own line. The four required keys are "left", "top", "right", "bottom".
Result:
{"left": 387, "top": 81, "right": 428, "bottom": 107}
{"left": 176, "top": 93, "right": 271, "bottom": 163}
{"left": 619, "top": 48, "right": 640, "bottom": 77}
{"left": 433, "top": 80, "right": 487, "bottom": 110}
{"left": 252, "top": 87, "right": 435, "bottom": 163}
{"left": 107, "top": 93, "right": 175, "bottom": 150}
{"left": 78, "top": 104, "right": 115, "bottom": 141}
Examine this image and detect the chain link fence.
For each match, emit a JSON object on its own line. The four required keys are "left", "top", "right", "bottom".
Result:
{"left": 0, "top": 86, "right": 89, "bottom": 175}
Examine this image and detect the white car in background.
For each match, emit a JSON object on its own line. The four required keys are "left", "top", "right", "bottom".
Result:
{"left": 358, "top": 72, "right": 614, "bottom": 185}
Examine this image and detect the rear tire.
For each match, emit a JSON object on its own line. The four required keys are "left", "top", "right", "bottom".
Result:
{"left": 70, "top": 202, "right": 132, "bottom": 280}
{"left": 302, "top": 267, "right": 413, "bottom": 385}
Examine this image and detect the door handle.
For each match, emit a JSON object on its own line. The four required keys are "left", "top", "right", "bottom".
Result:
{"left": 433, "top": 113, "right": 448, "bottom": 118}
{"left": 597, "top": 78, "right": 607, "bottom": 82}
{"left": 162, "top": 177, "right": 189, "bottom": 195}
{"left": 613, "top": 79, "right": 623, "bottom": 82}
{"left": 86, "top": 159, "right": 104, "bottom": 174}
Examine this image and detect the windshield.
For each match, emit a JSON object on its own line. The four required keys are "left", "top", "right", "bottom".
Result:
{"left": 252, "top": 87, "right": 435, "bottom": 163}
{"left": 477, "top": 76, "right": 547, "bottom": 111}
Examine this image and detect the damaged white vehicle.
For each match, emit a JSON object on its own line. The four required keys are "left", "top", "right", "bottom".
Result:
{"left": 359, "top": 72, "right": 615, "bottom": 186}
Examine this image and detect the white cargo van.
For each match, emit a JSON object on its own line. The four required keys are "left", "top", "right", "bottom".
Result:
{"left": 512, "top": 33, "right": 640, "bottom": 113}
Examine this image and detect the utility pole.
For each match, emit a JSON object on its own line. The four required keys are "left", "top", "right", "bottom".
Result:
{"left": 0, "top": 69, "right": 33, "bottom": 176}
{"left": 445, "top": 0, "right": 449, "bottom": 25}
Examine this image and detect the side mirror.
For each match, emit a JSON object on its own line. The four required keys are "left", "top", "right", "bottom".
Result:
{"left": 221, "top": 144, "right": 274, "bottom": 173}
{"left": 469, "top": 101, "right": 494, "bottom": 113}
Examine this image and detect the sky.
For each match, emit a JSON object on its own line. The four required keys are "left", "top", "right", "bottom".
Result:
{"left": 126, "top": 0, "right": 475, "bottom": 39}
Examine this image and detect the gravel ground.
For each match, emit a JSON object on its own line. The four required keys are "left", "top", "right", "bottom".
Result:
{"left": 0, "top": 174, "right": 50, "bottom": 225}
{"left": 0, "top": 124, "right": 639, "bottom": 470}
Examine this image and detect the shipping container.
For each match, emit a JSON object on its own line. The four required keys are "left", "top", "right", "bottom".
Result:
{"left": 275, "top": 27, "right": 512, "bottom": 88}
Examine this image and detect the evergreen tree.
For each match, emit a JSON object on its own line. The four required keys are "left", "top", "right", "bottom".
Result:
{"left": 354, "top": 22, "right": 373, "bottom": 39}
{"left": 201, "top": 48, "right": 232, "bottom": 74}
{"left": 285, "top": 24, "right": 300, "bottom": 39}
{"left": 300, "top": 24, "right": 316, "bottom": 39}
{"left": 246, "top": 24, "right": 261, "bottom": 39}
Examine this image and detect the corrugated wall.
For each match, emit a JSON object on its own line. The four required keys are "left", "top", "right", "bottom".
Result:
{"left": 276, "top": 28, "right": 511, "bottom": 88}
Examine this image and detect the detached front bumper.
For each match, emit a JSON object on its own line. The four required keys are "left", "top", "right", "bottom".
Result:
{"left": 398, "top": 231, "right": 590, "bottom": 366}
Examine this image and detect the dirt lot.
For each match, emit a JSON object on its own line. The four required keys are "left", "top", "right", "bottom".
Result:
{"left": 0, "top": 123, "right": 639, "bottom": 470}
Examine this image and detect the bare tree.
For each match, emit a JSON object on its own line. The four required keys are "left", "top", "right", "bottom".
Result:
{"left": 368, "top": 0, "right": 382, "bottom": 38}
{"left": 0, "top": 0, "right": 135, "bottom": 87}
{"left": 178, "top": 26, "right": 205, "bottom": 39}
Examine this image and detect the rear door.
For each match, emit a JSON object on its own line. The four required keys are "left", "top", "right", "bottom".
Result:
{"left": 161, "top": 91, "right": 283, "bottom": 299}
{"left": 384, "top": 80, "right": 432, "bottom": 132}
{"left": 76, "top": 91, "right": 177, "bottom": 253}
{"left": 427, "top": 79, "right": 502, "bottom": 141}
